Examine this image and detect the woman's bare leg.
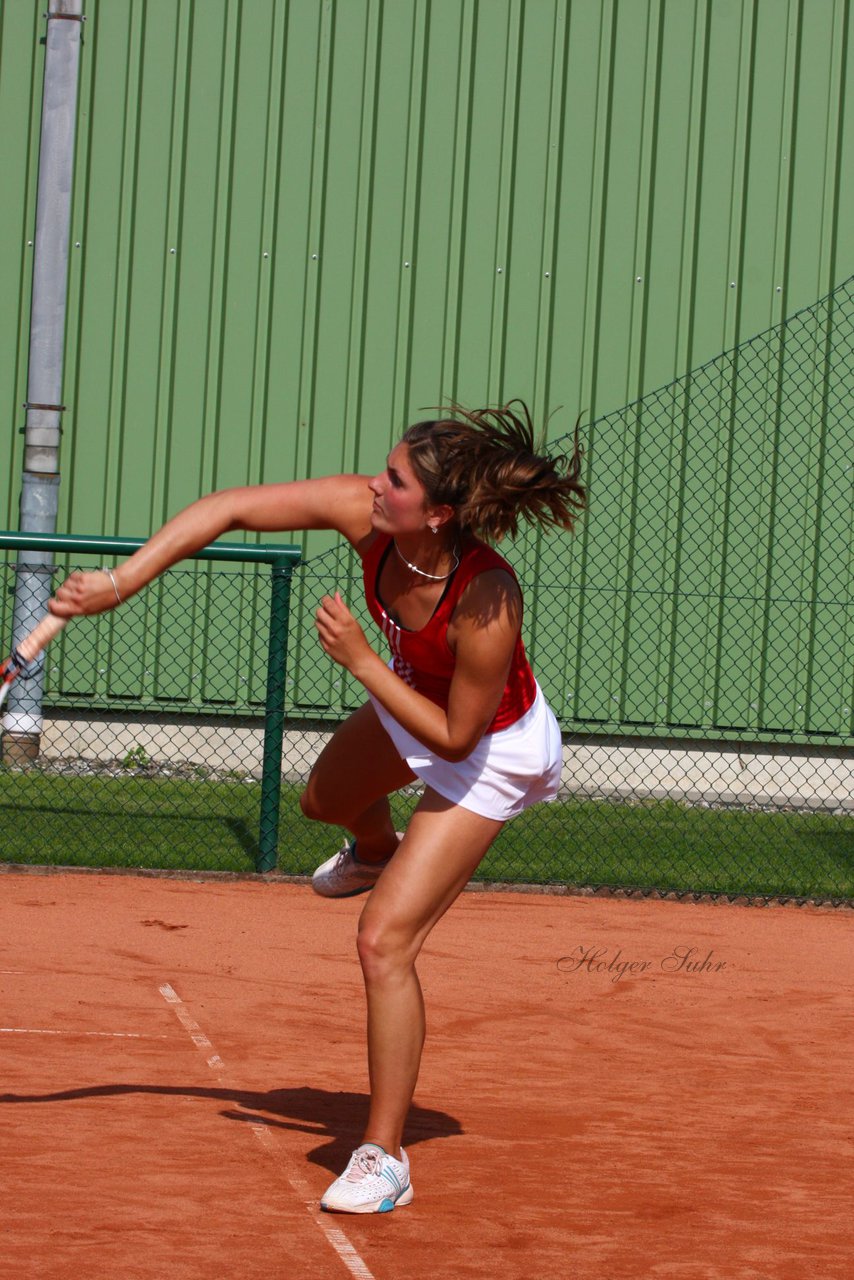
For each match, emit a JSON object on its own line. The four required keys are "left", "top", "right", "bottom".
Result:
{"left": 299, "top": 702, "right": 416, "bottom": 861}
{"left": 355, "top": 788, "right": 504, "bottom": 1158}
{"left": 303, "top": 716, "right": 505, "bottom": 1159}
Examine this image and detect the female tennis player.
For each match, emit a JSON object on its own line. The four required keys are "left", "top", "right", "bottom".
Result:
{"left": 49, "top": 401, "right": 585, "bottom": 1214}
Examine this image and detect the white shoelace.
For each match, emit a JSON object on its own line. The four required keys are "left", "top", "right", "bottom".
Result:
{"left": 348, "top": 1148, "right": 382, "bottom": 1181}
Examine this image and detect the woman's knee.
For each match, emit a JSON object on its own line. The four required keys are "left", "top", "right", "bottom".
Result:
{"left": 299, "top": 768, "right": 348, "bottom": 823}
{"left": 298, "top": 780, "right": 324, "bottom": 822}
{"left": 357, "top": 917, "right": 419, "bottom": 983}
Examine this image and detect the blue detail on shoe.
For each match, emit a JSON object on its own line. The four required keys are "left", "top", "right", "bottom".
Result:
{"left": 378, "top": 1198, "right": 395, "bottom": 1212}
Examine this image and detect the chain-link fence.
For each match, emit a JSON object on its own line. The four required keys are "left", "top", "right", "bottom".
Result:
{"left": 286, "top": 276, "right": 854, "bottom": 905}
{"left": 0, "top": 537, "right": 300, "bottom": 876}
{"left": 2, "top": 277, "right": 852, "bottom": 903}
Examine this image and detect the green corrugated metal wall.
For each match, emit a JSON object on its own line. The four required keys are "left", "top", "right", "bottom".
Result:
{"left": 1, "top": 0, "right": 852, "bottom": 728}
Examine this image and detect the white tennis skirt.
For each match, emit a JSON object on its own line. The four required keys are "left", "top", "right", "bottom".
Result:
{"left": 369, "top": 681, "right": 562, "bottom": 822}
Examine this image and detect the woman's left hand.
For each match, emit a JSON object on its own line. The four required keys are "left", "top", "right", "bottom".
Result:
{"left": 315, "top": 592, "right": 374, "bottom": 673}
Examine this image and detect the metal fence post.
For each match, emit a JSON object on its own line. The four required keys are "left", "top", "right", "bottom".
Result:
{"left": 258, "top": 556, "right": 296, "bottom": 872}
{"left": 6, "top": 4, "right": 85, "bottom": 765}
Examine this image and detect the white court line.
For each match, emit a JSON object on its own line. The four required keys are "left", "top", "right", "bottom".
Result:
{"left": 0, "top": 1027, "right": 168, "bottom": 1039}
{"left": 159, "top": 982, "right": 377, "bottom": 1280}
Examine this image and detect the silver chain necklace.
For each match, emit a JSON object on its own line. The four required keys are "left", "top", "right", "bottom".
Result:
{"left": 394, "top": 541, "right": 460, "bottom": 581}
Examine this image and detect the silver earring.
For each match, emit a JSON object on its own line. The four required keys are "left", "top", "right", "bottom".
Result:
{"left": 430, "top": 525, "right": 438, "bottom": 534}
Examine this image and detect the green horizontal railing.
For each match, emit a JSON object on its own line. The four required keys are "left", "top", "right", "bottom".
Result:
{"left": 1, "top": 532, "right": 301, "bottom": 873}
{"left": 0, "top": 531, "right": 298, "bottom": 567}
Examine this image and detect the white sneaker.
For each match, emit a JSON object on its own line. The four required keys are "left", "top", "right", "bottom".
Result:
{"left": 320, "top": 1143, "right": 413, "bottom": 1214}
{"left": 311, "top": 834, "right": 403, "bottom": 899}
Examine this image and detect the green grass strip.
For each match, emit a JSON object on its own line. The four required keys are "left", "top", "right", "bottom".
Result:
{"left": 0, "top": 769, "right": 851, "bottom": 900}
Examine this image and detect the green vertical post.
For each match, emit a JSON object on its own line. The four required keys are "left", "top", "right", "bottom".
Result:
{"left": 258, "top": 557, "right": 295, "bottom": 872}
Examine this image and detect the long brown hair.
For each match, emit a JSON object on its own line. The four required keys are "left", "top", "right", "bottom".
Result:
{"left": 401, "top": 400, "right": 586, "bottom": 542}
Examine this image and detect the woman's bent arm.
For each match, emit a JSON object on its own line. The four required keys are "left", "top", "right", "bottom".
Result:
{"left": 315, "top": 570, "right": 521, "bottom": 761}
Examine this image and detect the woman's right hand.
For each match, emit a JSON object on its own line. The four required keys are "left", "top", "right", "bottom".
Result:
{"left": 49, "top": 569, "right": 124, "bottom": 618}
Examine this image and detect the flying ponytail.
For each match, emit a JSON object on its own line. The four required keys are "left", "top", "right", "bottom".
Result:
{"left": 401, "top": 400, "right": 586, "bottom": 543}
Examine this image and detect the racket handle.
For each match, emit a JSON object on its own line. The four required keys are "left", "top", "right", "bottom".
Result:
{"left": 15, "top": 611, "right": 68, "bottom": 664}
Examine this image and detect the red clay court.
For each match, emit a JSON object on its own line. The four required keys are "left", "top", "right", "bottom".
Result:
{"left": 2, "top": 869, "right": 851, "bottom": 1280}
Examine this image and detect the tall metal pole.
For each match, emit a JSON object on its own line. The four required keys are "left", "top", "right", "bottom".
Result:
{"left": 3, "top": 2, "right": 85, "bottom": 765}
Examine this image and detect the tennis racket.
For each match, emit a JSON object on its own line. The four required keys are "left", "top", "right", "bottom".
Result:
{"left": 0, "top": 611, "right": 68, "bottom": 711}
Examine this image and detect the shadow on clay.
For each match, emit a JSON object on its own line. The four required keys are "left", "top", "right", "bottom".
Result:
{"left": 0, "top": 1082, "right": 462, "bottom": 1173}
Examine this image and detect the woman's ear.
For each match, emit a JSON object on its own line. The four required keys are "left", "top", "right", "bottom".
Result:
{"left": 427, "top": 504, "right": 456, "bottom": 534}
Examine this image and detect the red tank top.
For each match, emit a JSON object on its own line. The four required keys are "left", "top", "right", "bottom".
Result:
{"left": 362, "top": 533, "right": 537, "bottom": 734}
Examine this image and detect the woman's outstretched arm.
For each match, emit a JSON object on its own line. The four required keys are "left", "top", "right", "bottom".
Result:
{"left": 49, "top": 473, "right": 374, "bottom": 618}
